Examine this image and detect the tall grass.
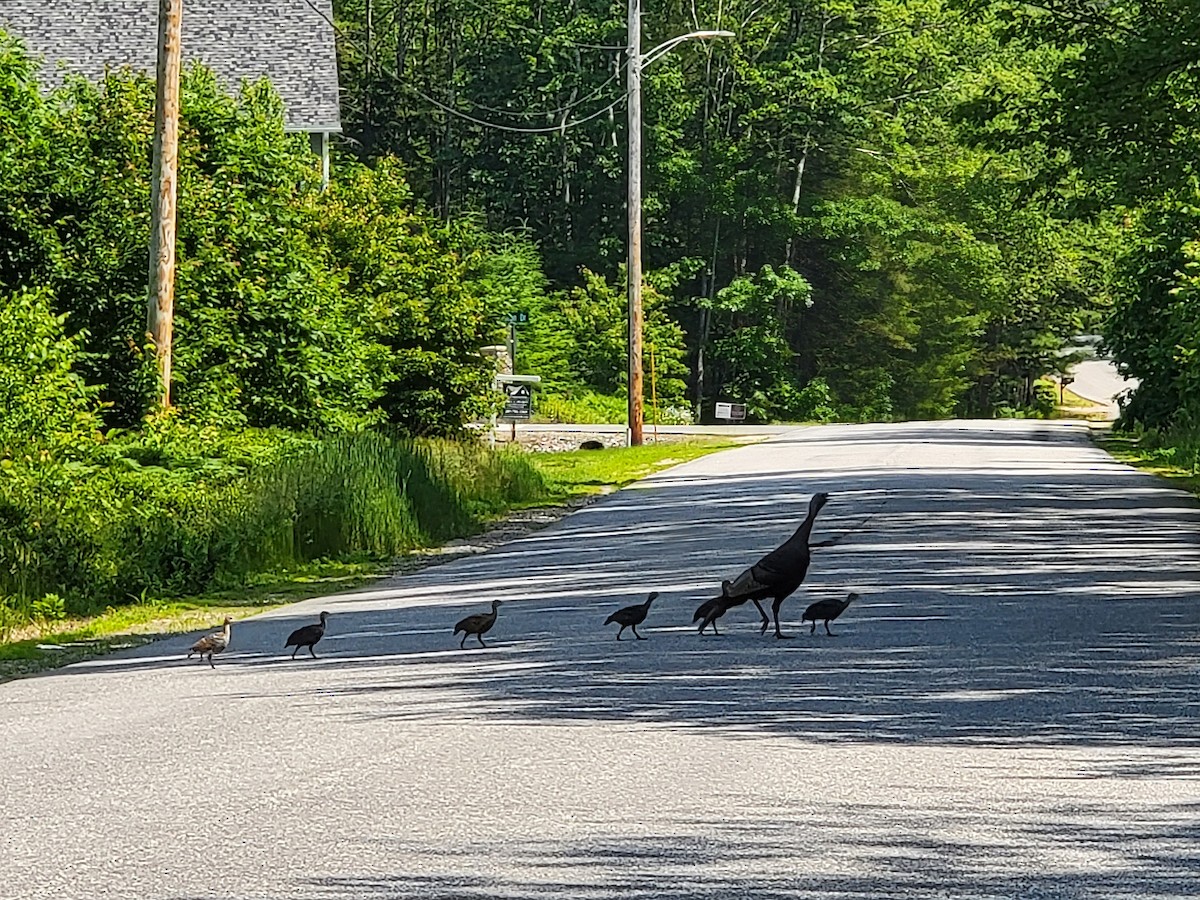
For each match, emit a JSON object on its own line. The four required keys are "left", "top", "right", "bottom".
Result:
{"left": 233, "top": 432, "right": 546, "bottom": 570}
{"left": 0, "top": 431, "right": 547, "bottom": 623}
{"left": 1123, "top": 420, "right": 1200, "bottom": 475}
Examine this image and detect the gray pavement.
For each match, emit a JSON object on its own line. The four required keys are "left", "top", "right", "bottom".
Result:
{"left": 1068, "top": 359, "right": 1139, "bottom": 418}
{"left": 4, "top": 420, "right": 1200, "bottom": 898}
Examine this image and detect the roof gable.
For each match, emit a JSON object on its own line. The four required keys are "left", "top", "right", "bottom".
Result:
{"left": 0, "top": 0, "right": 341, "bottom": 133}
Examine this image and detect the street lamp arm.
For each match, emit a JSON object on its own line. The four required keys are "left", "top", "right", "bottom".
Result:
{"left": 640, "top": 30, "right": 735, "bottom": 69}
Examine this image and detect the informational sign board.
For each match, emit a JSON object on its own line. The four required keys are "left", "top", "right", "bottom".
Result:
{"left": 502, "top": 382, "right": 532, "bottom": 420}
{"left": 714, "top": 401, "right": 747, "bottom": 421}
{"left": 506, "top": 311, "right": 530, "bottom": 325}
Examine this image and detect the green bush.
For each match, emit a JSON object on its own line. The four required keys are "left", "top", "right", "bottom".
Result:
{"left": 534, "top": 391, "right": 627, "bottom": 425}
{"left": 0, "top": 429, "right": 547, "bottom": 617}
{"left": 0, "top": 286, "right": 101, "bottom": 454}
{"left": 0, "top": 38, "right": 506, "bottom": 436}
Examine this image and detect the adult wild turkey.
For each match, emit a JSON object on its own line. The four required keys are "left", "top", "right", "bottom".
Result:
{"left": 285, "top": 611, "right": 330, "bottom": 659}
{"left": 454, "top": 599, "right": 502, "bottom": 649}
{"left": 693, "top": 592, "right": 729, "bottom": 636}
{"left": 604, "top": 591, "right": 658, "bottom": 640}
{"left": 802, "top": 592, "right": 858, "bottom": 636}
{"left": 187, "top": 616, "right": 232, "bottom": 669}
{"left": 695, "top": 492, "right": 831, "bottom": 639}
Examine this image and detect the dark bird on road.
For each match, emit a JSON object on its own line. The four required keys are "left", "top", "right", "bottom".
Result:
{"left": 187, "top": 616, "right": 232, "bottom": 668}
{"left": 802, "top": 592, "right": 858, "bottom": 636}
{"left": 605, "top": 591, "right": 658, "bottom": 640}
{"left": 695, "top": 492, "right": 831, "bottom": 639}
{"left": 285, "top": 611, "right": 330, "bottom": 659}
{"left": 454, "top": 599, "right": 502, "bottom": 649}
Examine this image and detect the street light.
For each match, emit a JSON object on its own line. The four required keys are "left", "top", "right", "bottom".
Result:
{"left": 627, "top": 2, "right": 733, "bottom": 446}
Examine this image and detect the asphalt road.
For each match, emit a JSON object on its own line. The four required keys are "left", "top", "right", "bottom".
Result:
{"left": 4, "top": 420, "right": 1200, "bottom": 899}
{"left": 1068, "top": 359, "right": 1139, "bottom": 418}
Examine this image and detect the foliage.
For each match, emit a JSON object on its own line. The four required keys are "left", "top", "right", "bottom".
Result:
{"left": 959, "top": 0, "right": 1197, "bottom": 429}
{"left": 1101, "top": 204, "right": 1200, "bottom": 430}
{"left": 313, "top": 158, "right": 501, "bottom": 434}
{"left": 0, "top": 38, "right": 504, "bottom": 435}
{"left": 0, "top": 427, "right": 546, "bottom": 616}
{"left": 0, "top": 287, "right": 102, "bottom": 454}
{"left": 518, "top": 266, "right": 690, "bottom": 406}
{"left": 705, "top": 265, "right": 814, "bottom": 421}
{"left": 331, "top": 0, "right": 1111, "bottom": 422}
{"left": 533, "top": 391, "right": 627, "bottom": 425}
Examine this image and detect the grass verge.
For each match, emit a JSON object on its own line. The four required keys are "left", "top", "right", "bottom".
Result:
{"left": 1094, "top": 429, "right": 1200, "bottom": 495}
{"left": 0, "top": 562, "right": 377, "bottom": 681}
{"left": 1054, "top": 385, "right": 1114, "bottom": 421}
{"left": 531, "top": 438, "right": 740, "bottom": 503}
{"left": 0, "top": 438, "right": 738, "bottom": 681}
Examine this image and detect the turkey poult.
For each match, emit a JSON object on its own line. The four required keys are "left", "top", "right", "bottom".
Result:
{"left": 285, "top": 611, "right": 330, "bottom": 659}
{"left": 187, "top": 616, "right": 232, "bottom": 668}
{"left": 454, "top": 599, "right": 502, "bottom": 649}
{"left": 604, "top": 591, "right": 658, "bottom": 640}
{"left": 802, "top": 592, "right": 859, "bottom": 636}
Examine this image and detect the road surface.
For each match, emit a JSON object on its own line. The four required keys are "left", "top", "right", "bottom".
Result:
{"left": 4, "top": 420, "right": 1200, "bottom": 899}
{"left": 1068, "top": 359, "right": 1139, "bottom": 419}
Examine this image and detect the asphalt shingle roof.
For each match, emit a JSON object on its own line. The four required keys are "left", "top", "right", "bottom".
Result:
{"left": 0, "top": 0, "right": 341, "bottom": 133}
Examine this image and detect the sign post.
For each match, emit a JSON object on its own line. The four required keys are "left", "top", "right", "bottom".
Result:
{"left": 505, "top": 311, "right": 529, "bottom": 378}
{"left": 495, "top": 373, "right": 540, "bottom": 445}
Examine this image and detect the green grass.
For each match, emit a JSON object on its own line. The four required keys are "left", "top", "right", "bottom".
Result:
{"left": 1096, "top": 429, "right": 1200, "bottom": 494}
{"left": 0, "top": 437, "right": 737, "bottom": 681}
{"left": 0, "top": 561, "right": 376, "bottom": 681}
{"left": 529, "top": 439, "right": 740, "bottom": 503}
{"left": 1054, "top": 384, "right": 1114, "bottom": 421}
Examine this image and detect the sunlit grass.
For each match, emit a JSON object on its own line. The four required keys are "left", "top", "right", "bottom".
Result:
{"left": 529, "top": 439, "right": 740, "bottom": 503}
{"left": 1097, "top": 430, "right": 1200, "bottom": 494}
{"left": 1054, "top": 385, "right": 1114, "bottom": 421}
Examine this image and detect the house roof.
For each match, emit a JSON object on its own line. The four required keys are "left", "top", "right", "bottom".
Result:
{"left": 0, "top": 0, "right": 341, "bottom": 133}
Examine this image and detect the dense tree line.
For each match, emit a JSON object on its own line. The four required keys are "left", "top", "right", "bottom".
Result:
{"left": 958, "top": 0, "right": 1200, "bottom": 432}
{"left": 331, "top": 0, "right": 1115, "bottom": 421}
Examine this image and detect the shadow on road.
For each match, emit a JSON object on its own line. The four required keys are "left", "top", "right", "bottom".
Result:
{"left": 172, "top": 799, "right": 1200, "bottom": 898}
{"left": 64, "top": 422, "right": 1200, "bottom": 753}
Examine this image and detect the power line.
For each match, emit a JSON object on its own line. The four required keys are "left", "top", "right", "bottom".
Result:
{"left": 302, "top": 0, "right": 628, "bottom": 134}
{"left": 456, "top": 70, "right": 621, "bottom": 121}
{"left": 408, "top": 83, "right": 626, "bottom": 134}
{"left": 453, "top": 0, "right": 627, "bottom": 52}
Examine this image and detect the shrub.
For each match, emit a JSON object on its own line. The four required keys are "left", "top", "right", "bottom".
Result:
{"left": 0, "top": 287, "right": 101, "bottom": 454}
{"left": 0, "top": 429, "right": 547, "bottom": 618}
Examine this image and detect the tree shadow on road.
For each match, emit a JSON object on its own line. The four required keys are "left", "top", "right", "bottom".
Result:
{"left": 61, "top": 421, "right": 1200, "bottom": 753}
{"left": 173, "top": 799, "right": 1200, "bottom": 898}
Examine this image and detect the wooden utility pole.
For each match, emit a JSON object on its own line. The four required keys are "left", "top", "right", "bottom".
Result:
{"left": 147, "top": 0, "right": 183, "bottom": 409}
{"left": 626, "top": 0, "right": 644, "bottom": 446}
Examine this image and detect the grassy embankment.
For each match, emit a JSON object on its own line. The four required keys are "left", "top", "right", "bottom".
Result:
{"left": 0, "top": 436, "right": 738, "bottom": 680}
{"left": 1054, "top": 385, "right": 1115, "bottom": 421}
{"left": 1096, "top": 428, "right": 1200, "bottom": 496}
